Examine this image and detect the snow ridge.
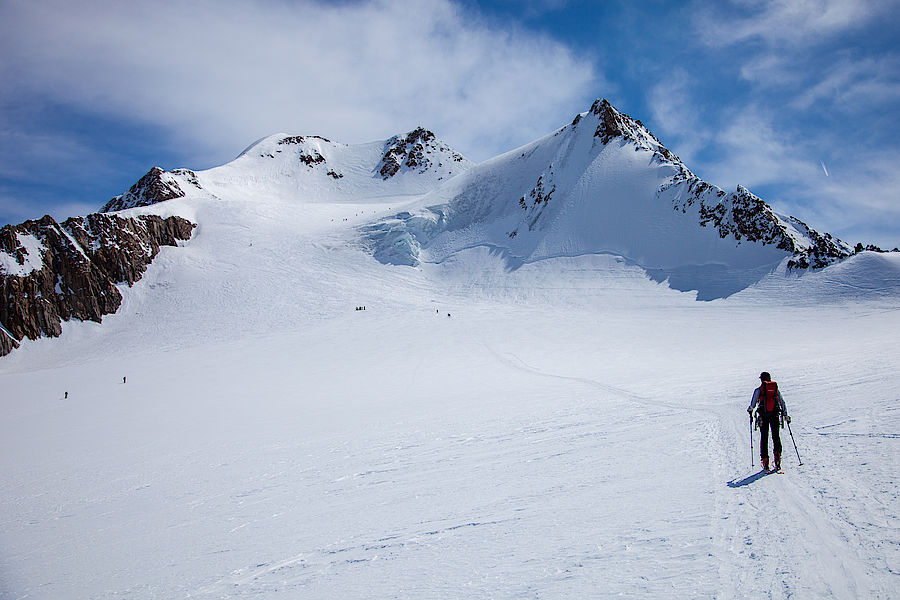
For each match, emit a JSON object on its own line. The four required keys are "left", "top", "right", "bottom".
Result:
{"left": 362, "top": 98, "right": 869, "bottom": 297}
{"left": 94, "top": 98, "right": 888, "bottom": 300}
{"left": 586, "top": 99, "right": 857, "bottom": 269}
{"left": 102, "top": 129, "right": 474, "bottom": 216}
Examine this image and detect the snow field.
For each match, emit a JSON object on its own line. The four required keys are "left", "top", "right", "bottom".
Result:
{"left": 2, "top": 268, "right": 898, "bottom": 598}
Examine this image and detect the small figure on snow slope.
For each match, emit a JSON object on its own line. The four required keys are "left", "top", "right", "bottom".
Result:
{"left": 748, "top": 371, "right": 790, "bottom": 472}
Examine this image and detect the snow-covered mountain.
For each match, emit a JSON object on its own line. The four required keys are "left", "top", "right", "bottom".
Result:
{"left": 0, "top": 128, "right": 472, "bottom": 355}
{"left": 2, "top": 102, "right": 900, "bottom": 599}
{"left": 2, "top": 104, "right": 897, "bottom": 355}
{"left": 363, "top": 100, "right": 862, "bottom": 298}
{"left": 102, "top": 127, "right": 472, "bottom": 213}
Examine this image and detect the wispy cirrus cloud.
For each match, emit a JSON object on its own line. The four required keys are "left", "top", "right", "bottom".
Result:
{"left": 695, "top": 0, "right": 885, "bottom": 47}
{"left": 790, "top": 55, "right": 900, "bottom": 110}
{"left": 644, "top": 0, "right": 900, "bottom": 247}
{"left": 702, "top": 108, "right": 820, "bottom": 190}
{"left": 646, "top": 69, "right": 714, "bottom": 166}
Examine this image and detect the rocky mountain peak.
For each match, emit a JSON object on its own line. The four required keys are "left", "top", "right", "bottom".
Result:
{"left": 378, "top": 127, "right": 467, "bottom": 179}
{"left": 103, "top": 167, "right": 202, "bottom": 213}
{"left": 574, "top": 98, "right": 682, "bottom": 167}
{"left": 590, "top": 98, "right": 628, "bottom": 144}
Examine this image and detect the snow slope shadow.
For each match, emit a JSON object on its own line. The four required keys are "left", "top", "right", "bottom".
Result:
{"left": 477, "top": 246, "right": 780, "bottom": 300}
{"left": 504, "top": 251, "right": 778, "bottom": 300}
{"left": 646, "top": 262, "right": 782, "bottom": 301}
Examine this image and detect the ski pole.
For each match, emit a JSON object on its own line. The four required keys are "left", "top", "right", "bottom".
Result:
{"left": 786, "top": 419, "right": 803, "bottom": 466}
{"left": 750, "top": 413, "right": 754, "bottom": 469}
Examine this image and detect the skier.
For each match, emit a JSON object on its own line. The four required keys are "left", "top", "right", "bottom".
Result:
{"left": 747, "top": 371, "right": 790, "bottom": 472}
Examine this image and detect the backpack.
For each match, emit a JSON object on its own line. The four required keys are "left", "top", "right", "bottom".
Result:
{"left": 759, "top": 381, "right": 780, "bottom": 415}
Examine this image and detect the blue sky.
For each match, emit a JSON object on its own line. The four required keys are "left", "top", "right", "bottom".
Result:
{"left": 1, "top": 0, "right": 898, "bottom": 248}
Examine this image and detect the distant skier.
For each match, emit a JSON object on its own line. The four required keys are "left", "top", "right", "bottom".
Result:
{"left": 748, "top": 371, "right": 790, "bottom": 472}
{"left": 123, "top": 376, "right": 126, "bottom": 384}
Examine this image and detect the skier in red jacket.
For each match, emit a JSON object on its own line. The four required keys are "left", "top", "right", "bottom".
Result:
{"left": 748, "top": 371, "right": 790, "bottom": 472}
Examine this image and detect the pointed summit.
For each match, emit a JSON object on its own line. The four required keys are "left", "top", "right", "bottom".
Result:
{"left": 363, "top": 96, "right": 868, "bottom": 299}
{"left": 574, "top": 98, "right": 680, "bottom": 164}
{"left": 590, "top": 98, "right": 629, "bottom": 144}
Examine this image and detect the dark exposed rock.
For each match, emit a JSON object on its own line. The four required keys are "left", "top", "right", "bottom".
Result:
{"left": 299, "top": 151, "right": 326, "bottom": 167}
{"left": 519, "top": 172, "right": 557, "bottom": 232}
{"left": 378, "top": 127, "right": 466, "bottom": 179}
{"left": 591, "top": 98, "right": 630, "bottom": 145}
{"left": 582, "top": 99, "right": 683, "bottom": 170}
{"left": 102, "top": 167, "right": 197, "bottom": 212}
{"left": 275, "top": 136, "right": 332, "bottom": 168}
{"left": 528, "top": 175, "right": 555, "bottom": 206}
{"left": 668, "top": 178, "right": 855, "bottom": 269}
{"left": 785, "top": 217, "right": 857, "bottom": 269}
{"left": 278, "top": 135, "right": 331, "bottom": 145}
{"left": 0, "top": 213, "right": 195, "bottom": 357}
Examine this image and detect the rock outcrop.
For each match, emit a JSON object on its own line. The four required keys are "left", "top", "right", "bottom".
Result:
{"left": 0, "top": 213, "right": 195, "bottom": 356}
{"left": 378, "top": 127, "right": 467, "bottom": 179}
{"left": 584, "top": 100, "right": 858, "bottom": 270}
{"left": 102, "top": 167, "right": 201, "bottom": 212}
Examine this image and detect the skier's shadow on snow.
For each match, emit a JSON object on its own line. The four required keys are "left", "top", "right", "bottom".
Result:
{"left": 726, "top": 470, "right": 770, "bottom": 488}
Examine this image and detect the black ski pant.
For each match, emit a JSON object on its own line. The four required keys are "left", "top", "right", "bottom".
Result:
{"left": 759, "top": 414, "right": 782, "bottom": 459}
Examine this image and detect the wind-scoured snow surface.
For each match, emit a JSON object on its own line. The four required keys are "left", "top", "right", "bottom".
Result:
{"left": 2, "top": 125, "right": 900, "bottom": 599}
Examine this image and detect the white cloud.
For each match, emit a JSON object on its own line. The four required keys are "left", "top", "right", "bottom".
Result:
{"left": 0, "top": 0, "right": 597, "bottom": 165}
{"left": 703, "top": 108, "right": 819, "bottom": 190}
{"left": 792, "top": 55, "right": 900, "bottom": 110}
{"left": 738, "top": 54, "right": 805, "bottom": 86}
{"left": 696, "top": 0, "right": 887, "bottom": 47}
{"left": 646, "top": 69, "right": 713, "bottom": 165}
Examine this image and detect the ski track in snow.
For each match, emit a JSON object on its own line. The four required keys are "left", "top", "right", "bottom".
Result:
{"left": 2, "top": 185, "right": 899, "bottom": 598}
